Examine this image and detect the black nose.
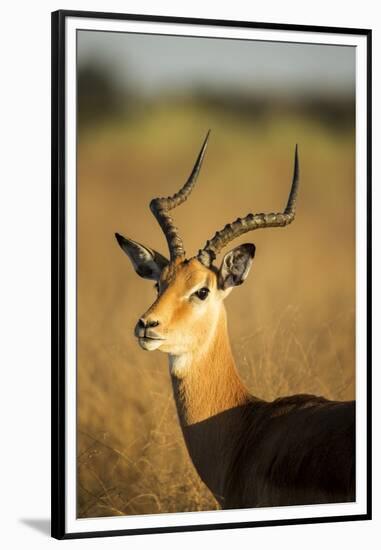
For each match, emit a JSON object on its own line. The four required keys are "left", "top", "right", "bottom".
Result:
{"left": 135, "top": 318, "right": 160, "bottom": 339}
{"left": 137, "top": 318, "right": 160, "bottom": 329}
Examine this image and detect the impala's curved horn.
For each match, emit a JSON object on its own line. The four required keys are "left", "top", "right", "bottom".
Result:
{"left": 197, "top": 145, "right": 299, "bottom": 267}
{"left": 150, "top": 131, "right": 210, "bottom": 261}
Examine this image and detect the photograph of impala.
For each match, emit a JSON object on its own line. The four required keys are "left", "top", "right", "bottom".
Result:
{"left": 76, "top": 29, "right": 356, "bottom": 517}
{"left": 115, "top": 136, "right": 355, "bottom": 508}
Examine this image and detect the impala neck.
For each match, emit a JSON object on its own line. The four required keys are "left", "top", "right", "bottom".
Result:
{"left": 169, "top": 306, "right": 250, "bottom": 426}
{"left": 168, "top": 306, "right": 251, "bottom": 503}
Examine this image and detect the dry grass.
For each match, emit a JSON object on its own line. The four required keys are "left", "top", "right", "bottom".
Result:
{"left": 77, "top": 106, "right": 355, "bottom": 517}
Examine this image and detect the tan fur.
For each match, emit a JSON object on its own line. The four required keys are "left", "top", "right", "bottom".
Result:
{"left": 172, "top": 306, "right": 249, "bottom": 425}
{"left": 136, "top": 257, "right": 252, "bottom": 502}
{"left": 125, "top": 254, "right": 355, "bottom": 509}
{"left": 139, "top": 258, "right": 250, "bottom": 423}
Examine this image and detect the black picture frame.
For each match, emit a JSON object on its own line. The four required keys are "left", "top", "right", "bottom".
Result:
{"left": 51, "top": 9, "right": 372, "bottom": 540}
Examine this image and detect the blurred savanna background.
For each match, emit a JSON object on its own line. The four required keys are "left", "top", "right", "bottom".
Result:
{"left": 76, "top": 30, "right": 355, "bottom": 518}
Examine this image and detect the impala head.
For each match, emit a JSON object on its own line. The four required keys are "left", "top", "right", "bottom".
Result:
{"left": 115, "top": 131, "right": 299, "bottom": 356}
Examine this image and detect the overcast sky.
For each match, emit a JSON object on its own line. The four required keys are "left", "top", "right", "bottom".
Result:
{"left": 77, "top": 30, "right": 355, "bottom": 97}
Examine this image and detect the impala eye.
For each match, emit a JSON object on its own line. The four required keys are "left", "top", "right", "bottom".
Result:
{"left": 195, "top": 287, "right": 210, "bottom": 301}
{"left": 154, "top": 282, "right": 159, "bottom": 293}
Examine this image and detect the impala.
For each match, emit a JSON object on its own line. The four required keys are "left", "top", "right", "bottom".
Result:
{"left": 115, "top": 132, "right": 355, "bottom": 509}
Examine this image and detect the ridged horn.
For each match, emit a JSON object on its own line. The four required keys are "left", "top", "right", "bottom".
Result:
{"left": 150, "top": 131, "right": 210, "bottom": 260}
{"left": 197, "top": 145, "right": 299, "bottom": 267}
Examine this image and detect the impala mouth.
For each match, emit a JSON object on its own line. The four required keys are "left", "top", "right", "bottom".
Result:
{"left": 137, "top": 336, "right": 165, "bottom": 351}
{"left": 139, "top": 335, "right": 165, "bottom": 341}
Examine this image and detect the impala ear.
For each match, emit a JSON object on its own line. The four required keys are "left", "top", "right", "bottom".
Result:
{"left": 115, "top": 233, "right": 169, "bottom": 281}
{"left": 218, "top": 243, "right": 256, "bottom": 290}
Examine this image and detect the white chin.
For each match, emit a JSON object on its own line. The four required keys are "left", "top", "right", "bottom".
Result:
{"left": 138, "top": 338, "right": 163, "bottom": 351}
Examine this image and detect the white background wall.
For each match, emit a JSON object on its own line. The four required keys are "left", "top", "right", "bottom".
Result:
{"left": 0, "top": 1, "right": 379, "bottom": 548}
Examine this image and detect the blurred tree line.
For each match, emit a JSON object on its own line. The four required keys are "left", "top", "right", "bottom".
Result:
{"left": 78, "top": 62, "right": 355, "bottom": 133}
{"left": 77, "top": 62, "right": 132, "bottom": 128}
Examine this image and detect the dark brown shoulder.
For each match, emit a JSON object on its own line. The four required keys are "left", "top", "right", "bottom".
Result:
{"left": 267, "top": 394, "right": 353, "bottom": 418}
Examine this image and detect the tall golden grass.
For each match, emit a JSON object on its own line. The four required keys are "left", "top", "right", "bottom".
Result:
{"left": 77, "top": 106, "right": 355, "bottom": 517}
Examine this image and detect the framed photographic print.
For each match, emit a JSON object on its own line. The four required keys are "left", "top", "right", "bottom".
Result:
{"left": 51, "top": 9, "right": 372, "bottom": 540}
